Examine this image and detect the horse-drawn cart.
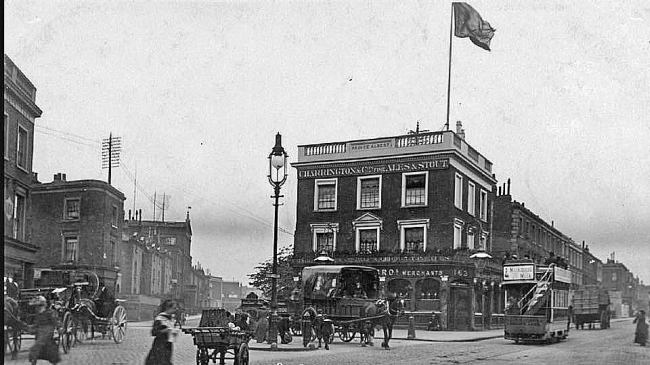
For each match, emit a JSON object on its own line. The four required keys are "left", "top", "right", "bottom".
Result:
{"left": 299, "top": 265, "right": 404, "bottom": 349}
{"left": 182, "top": 308, "right": 251, "bottom": 365}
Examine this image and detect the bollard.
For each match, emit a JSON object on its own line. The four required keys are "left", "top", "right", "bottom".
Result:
{"left": 407, "top": 315, "right": 416, "bottom": 339}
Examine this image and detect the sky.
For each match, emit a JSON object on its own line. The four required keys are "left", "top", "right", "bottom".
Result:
{"left": 5, "top": 0, "right": 650, "bottom": 285}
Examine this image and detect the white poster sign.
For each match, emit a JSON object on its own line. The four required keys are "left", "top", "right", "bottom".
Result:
{"left": 503, "top": 265, "right": 534, "bottom": 280}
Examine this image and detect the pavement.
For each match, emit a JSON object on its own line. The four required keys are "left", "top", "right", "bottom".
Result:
{"left": 127, "top": 315, "right": 631, "bottom": 352}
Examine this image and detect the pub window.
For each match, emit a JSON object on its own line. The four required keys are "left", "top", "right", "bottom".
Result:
{"left": 314, "top": 178, "right": 337, "bottom": 211}
{"left": 454, "top": 173, "right": 463, "bottom": 209}
{"left": 479, "top": 189, "right": 488, "bottom": 221}
{"left": 404, "top": 227, "right": 424, "bottom": 253}
{"left": 453, "top": 222, "right": 462, "bottom": 249}
{"left": 17, "top": 125, "right": 28, "bottom": 170}
{"left": 398, "top": 219, "right": 429, "bottom": 252}
{"left": 64, "top": 198, "right": 80, "bottom": 220}
{"left": 4, "top": 114, "right": 8, "bottom": 159}
{"left": 13, "top": 192, "right": 27, "bottom": 240}
{"left": 357, "top": 228, "right": 379, "bottom": 253}
{"left": 357, "top": 175, "right": 381, "bottom": 209}
{"left": 311, "top": 223, "right": 338, "bottom": 254}
{"left": 111, "top": 205, "right": 118, "bottom": 227}
{"left": 64, "top": 236, "right": 79, "bottom": 262}
{"left": 467, "top": 231, "right": 475, "bottom": 250}
{"left": 467, "top": 181, "right": 476, "bottom": 216}
{"left": 402, "top": 172, "right": 428, "bottom": 207}
{"left": 316, "top": 232, "right": 334, "bottom": 254}
{"left": 416, "top": 278, "right": 440, "bottom": 299}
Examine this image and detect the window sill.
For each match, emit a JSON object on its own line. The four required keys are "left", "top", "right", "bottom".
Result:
{"left": 314, "top": 209, "right": 337, "bottom": 212}
{"left": 401, "top": 204, "right": 428, "bottom": 208}
{"left": 16, "top": 164, "right": 29, "bottom": 173}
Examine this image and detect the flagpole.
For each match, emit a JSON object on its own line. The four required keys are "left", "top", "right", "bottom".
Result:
{"left": 445, "top": 3, "right": 454, "bottom": 131}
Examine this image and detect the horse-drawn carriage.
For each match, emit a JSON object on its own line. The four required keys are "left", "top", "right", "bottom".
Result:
{"left": 4, "top": 286, "right": 76, "bottom": 359}
{"left": 298, "top": 265, "right": 404, "bottom": 350}
{"left": 182, "top": 308, "right": 251, "bottom": 365}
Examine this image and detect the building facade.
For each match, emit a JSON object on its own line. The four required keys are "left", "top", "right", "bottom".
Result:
{"left": 30, "top": 174, "right": 125, "bottom": 290}
{"left": 602, "top": 259, "right": 637, "bottom": 318}
{"left": 290, "top": 125, "right": 502, "bottom": 330}
{"left": 4, "top": 54, "right": 43, "bottom": 287}
{"left": 122, "top": 215, "right": 193, "bottom": 307}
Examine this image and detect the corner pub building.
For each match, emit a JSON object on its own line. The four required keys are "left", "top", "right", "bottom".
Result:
{"left": 290, "top": 123, "right": 505, "bottom": 331}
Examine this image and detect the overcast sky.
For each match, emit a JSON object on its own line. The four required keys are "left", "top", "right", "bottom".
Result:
{"left": 5, "top": 0, "right": 649, "bottom": 285}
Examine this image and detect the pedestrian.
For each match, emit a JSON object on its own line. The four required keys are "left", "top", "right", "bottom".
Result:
{"left": 28, "top": 295, "right": 60, "bottom": 365}
{"left": 145, "top": 299, "right": 179, "bottom": 365}
{"left": 255, "top": 312, "right": 269, "bottom": 343}
{"left": 633, "top": 310, "right": 648, "bottom": 346}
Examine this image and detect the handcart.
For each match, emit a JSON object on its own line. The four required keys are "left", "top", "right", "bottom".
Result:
{"left": 182, "top": 308, "right": 250, "bottom": 365}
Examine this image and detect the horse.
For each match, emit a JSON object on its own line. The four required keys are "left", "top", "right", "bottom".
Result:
{"left": 359, "top": 295, "right": 405, "bottom": 350}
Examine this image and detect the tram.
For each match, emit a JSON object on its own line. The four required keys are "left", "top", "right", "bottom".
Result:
{"left": 502, "top": 261, "right": 571, "bottom": 343}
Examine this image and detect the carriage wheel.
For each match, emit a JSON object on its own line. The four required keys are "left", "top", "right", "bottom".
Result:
{"left": 60, "top": 312, "right": 74, "bottom": 354}
{"left": 4, "top": 327, "right": 21, "bottom": 355}
{"left": 196, "top": 348, "right": 209, "bottom": 365}
{"left": 339, "top": 328, "right": 356, "bottom": 342}
{"left": 111, "top": 305, "right": 127, "bottom": 343}
{"left": 75, "top": 319, "right": 88, "bottom": 345}
{"left": 235, "top": 343, "right": 250, "bottom": 365}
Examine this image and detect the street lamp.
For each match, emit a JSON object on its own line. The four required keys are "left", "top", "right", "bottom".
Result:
{"left": 268, "top": 132, "right": 288, "bottom": 349}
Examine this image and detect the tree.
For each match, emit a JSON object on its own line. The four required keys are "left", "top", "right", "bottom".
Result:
{"left": 248, "top": 246, "right": 296, "bottom": 300}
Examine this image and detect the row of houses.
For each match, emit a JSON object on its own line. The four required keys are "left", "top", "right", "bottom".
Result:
{"left": 289, "top": 123, "right": 648, "bottom": 330}
{"left": 4, "top": 54, "right": 258, "bottom": 319}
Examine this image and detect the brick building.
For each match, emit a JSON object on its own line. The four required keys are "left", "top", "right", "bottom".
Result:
{"left": 602, "top": 259, "right": 637, "bottom": 318}
{"left": 122, "top": 214, "right": 194, "bottom": 308}
{"left": 4, "top": 54, "right": 43, "bottom": 287}
{"left": 290, "top": 124, "right": 502, "bottom": 330}
{"left": 30, "top": 174, "right": 125, "bottom": 290}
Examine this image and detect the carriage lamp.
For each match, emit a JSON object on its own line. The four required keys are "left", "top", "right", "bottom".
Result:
{"left": 268, "top": 132, "right": 288, "bottom": 349}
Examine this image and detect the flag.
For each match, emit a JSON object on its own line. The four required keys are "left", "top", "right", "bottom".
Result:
{"left": 453, "top": 2, "right": 496, "bottom": 51}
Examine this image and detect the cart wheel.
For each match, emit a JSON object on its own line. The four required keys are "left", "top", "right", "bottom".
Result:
{"left": 60, "top": 312, "right": 74, "bottom": 354}
{"left": 4, "top": 327, "right": 21, "bottom": 356}
{"left": 196, "top": 348, "right": 209, "bottom": 365}
{"left": 111, "top": 305, "right": 127, "bottom": 343}
{"left": 75, "top": 320, "right": 88, "bottom": 345}
{"left": 235, "top": 343, "right": 250, "bottom": 365}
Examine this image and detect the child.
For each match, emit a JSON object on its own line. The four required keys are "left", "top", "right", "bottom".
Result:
{"left": 28, "top": 295, "right": 60, "bottom": 365}
{"left": 145, "top": 299, "right": 179, "bottom": 365}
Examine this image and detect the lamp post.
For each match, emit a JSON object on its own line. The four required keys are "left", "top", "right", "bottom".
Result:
{"left": 268, "top": 132, "right": 288, "bottom": 349}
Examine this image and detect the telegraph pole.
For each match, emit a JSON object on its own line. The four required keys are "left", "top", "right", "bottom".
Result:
{"left": 102, "top": 133, "right": 121, "bottom": 185}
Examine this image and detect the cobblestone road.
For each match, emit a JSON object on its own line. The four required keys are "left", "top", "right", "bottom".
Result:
{"left": 5, "top": 318, "right": 648, "bottom": 364}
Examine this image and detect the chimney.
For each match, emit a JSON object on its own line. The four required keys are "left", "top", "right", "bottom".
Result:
{"left": 498, "top": 186, "right": 502, "bottom": 195}
{"left": 456, "top": 121, "right": 465, "bottom": 139}
{"left": 128, "top": 210, "right": 132, "bottom": 221}
{"left": 551, "top": 220, "right": 554, "bottom": 227}
{"left": 62, "top": 173, "right": 66, "bottom": 181}
{"left": 139, "top": 209, "right": 142, "bottom": 223}
{"left": 507, "top": 178, "right": 511, "bottom": 195}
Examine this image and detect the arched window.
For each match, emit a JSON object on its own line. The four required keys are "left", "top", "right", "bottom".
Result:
{"left": 415, "top": 278, "right": 440, "bottom": 299}
{"left": 387, "top": 278, "right": 412, "bottom": 299}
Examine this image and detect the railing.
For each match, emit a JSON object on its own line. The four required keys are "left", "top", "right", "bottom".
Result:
{"left": 395, "top": 133, "right": 444, "bottom": 148}
{"left": 304, "top": 142, "right": 347, "bottom": 156}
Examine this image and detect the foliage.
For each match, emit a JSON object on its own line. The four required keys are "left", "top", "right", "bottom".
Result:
{"left": 247, "top": 246, "right": 296, "bottom": 300}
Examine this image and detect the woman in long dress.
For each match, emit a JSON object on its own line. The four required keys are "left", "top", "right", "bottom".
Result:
{"left": 145, "top": 299, "right": 179, "bottom": 364}
{"left": 633, "top": 310, "right": 648, "bottom": 346}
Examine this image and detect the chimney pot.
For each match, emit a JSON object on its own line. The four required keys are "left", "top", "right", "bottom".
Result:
{"left": 456, "top": 120, "right": 462, "bottom": 134}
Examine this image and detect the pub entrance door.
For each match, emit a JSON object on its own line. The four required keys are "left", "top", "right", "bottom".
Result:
{"left": 448, "top": 283, "right": 471, "bottom": 330}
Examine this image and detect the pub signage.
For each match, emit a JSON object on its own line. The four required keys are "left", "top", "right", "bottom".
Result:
{"left": 349, "top": 139, "right": 393, "bottom": 152}
{"left": 298, "top": 158, "right": 449, "bottom": 179}
{"left": 503, "top": 265, "right": 534, "bottom": 280}
{"left": 379, "top": 267, "right": 470, "bottom": 279}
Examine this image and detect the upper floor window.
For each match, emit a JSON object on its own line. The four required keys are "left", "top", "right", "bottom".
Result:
{"left": 467, "top": 182, "right": 476, "bottom": 216}
{"left": 357, "top": 176, "right": 381, "bottom": 210}
{"left": 398, "top": 219, "right": 429, "bottom": 252}
{"left": 64, "top": 198, "right": 80, "bottom": 220}
{"left": 314, "top": 179, "right": 337, "bottom": 211}
{"left": 402, "top": 172, "right": 428, "bottom": 207}
{"left": 454, "top": 173, "right": 463, "bottom": 209}
{"left": 64, "top": 236, "right": 79, "bottom": 262}
{"left": 479, "top": 189, "right": 488, "bottom": 221}
{"left": 17, "top": 125, "right": 28, "bottom": 170}
{"left": 111, "top": 205, "right": 118, "bottom": 227}
{"left": 453, "top": 219, "right": 463, "bottom": 249}
{"left": 4, "top": 114, "right": 8, "bottom": 159}
{"left": 467, "top": 231, "right": 475, "bottom": 250}
{"left": 13, "top": 191, "right": 26, "bottom": 240}
{"left": 358, "top": 228, "right": 379, "bottom": 253}
{"left": 310, "top": 223, "right": 338, "bottom": 255}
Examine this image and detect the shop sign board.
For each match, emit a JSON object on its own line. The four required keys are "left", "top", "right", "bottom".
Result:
{"left": 503, "top": 265, "right": 534, "bottom": 281}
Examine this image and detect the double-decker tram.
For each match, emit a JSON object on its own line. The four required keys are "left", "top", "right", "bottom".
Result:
{"left": 502, "top": 261, "right": 571, "bottom": 343}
